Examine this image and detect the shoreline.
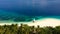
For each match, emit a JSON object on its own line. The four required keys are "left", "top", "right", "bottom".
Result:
{"left": 0, "top": 18, "right": 60, "bottom": 27}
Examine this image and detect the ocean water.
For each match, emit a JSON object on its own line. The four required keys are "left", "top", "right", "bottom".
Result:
{"left": 0, "top": 10, "right": 60, "bottom": 23}
{"left": 0, "top": 10, "right": 41, "bottom": 22}
{"left": 0, "top": 0, "right": 60, "bottom": 23}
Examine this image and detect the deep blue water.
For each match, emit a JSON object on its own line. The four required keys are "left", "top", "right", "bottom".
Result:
{"left": 0, "top": 0, "right": 60, "bottom": 22}
{"left": 0, "top": 10, "right": 60, "bottom": 22}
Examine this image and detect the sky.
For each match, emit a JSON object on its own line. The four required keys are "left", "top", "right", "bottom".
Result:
{"left": 0, "top": 0, "right": 60, "bottom": 16}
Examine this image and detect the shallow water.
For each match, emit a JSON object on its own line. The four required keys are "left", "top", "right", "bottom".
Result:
{"left": 0, "top": 10, "right": 60, "bottom": 22}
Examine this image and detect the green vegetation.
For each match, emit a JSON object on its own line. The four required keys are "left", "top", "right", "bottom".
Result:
{"left": 0, "top": 24, "right": 60, "bottom": 34}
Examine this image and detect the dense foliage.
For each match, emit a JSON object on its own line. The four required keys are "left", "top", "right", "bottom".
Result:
{"left": 0, "top": 24, "right": 60, "bottom": 34}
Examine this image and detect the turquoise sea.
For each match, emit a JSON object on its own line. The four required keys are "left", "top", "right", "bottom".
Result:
{"left": 0, "top": 10, "right": 60, "bottom": 23}
{"left": 0, "top": 0, "right": 60, "bottom": 23}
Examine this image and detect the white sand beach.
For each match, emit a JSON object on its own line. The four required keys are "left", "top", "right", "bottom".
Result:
{"left": 0, "top": 18, "right": 60, "bottom": 27}
{"left": 26, "top": 18, "right": 60, "bottom": 27}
